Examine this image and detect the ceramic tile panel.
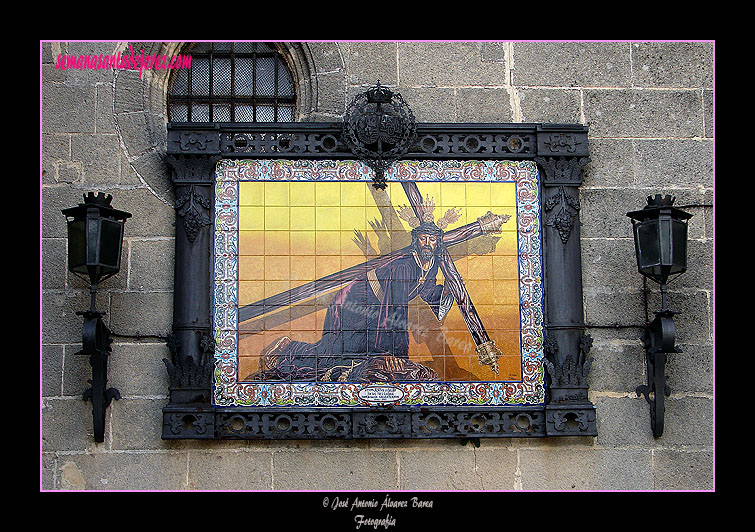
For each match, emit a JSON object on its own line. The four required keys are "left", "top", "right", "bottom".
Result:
{"left": 213, "top": 159, "right": 544, "bottom": 407}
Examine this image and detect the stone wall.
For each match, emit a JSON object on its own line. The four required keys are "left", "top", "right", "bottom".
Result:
{"left": 41, "top": 41, "right": 714, "bottom": 491}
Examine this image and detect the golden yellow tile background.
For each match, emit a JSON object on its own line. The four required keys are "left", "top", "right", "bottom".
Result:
{"left": 237, "top": 180, "right": 521, "bottom": 382}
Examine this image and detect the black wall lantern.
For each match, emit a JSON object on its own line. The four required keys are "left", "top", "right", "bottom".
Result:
{"left": 627, "top": 194, "right": 692, "bottom": 438}
{"left": 62, "top": 192, "right": 131, "bottom": 442}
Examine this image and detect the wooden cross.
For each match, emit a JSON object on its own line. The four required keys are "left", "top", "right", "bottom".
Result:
{"left": 237, "top": 179, "right": 511, "bottom": 374}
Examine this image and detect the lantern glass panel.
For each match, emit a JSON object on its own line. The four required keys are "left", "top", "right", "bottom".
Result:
{"left": 636, "top": 220, "right": 660, "bottom": 274}
{"left": 67, "top": 219, "right": 88, "bottom": 274}
{"left": 671, "top": 219, "right": 688, "bottom": 275}
{"left": 99, "top": 218, "right": 124, "bottom": 271}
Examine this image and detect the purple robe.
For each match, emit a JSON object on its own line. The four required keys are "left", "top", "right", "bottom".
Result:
{"left": 249, "top": 251, "right": 444, "bottom": 382}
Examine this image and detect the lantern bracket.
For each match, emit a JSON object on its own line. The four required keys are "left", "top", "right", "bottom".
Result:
{"left": 77, "top": 309, "right": 121, "bottom": 443}
{"left": 636, "top": 308, "right": 680, "bottom": 439}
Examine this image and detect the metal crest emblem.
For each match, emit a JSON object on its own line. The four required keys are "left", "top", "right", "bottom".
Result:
{"left": 342, "top": 81, "right": 417, "bottom": 189}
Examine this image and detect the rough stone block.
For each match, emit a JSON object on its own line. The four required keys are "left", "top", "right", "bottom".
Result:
{"left": 662, "top": 396, "right": 713, "bottom": 447}
{"left": 511, "top": 42, "right": 632, "bottom": 88}
{"left": 66, "top": 41, "right": 120, "bottom": 58}
{"left": 653, "top": 450, "right": 714, "bottom": 490}
{"left": 42, "top": 237, "right": 66, "bottom": 289}
{"left": 56, "top": 451, "right": 187, "bottom": 490}
{"left": 584, "top": 89, "right": 703, "bottom": 138}
{"left": 42, "top": 134, "right": 71, "bottom": 184}
{"left": 110, "top": 398, "right": 170, "bottom": 451}
{"left": 106, "top": 188, "right": 175, "bottom": 238}
{"left": 519, "top": 448, "right": 653, "bottom": 490}
{"left": 115, "top": 112, "right": 154, "bottom": 157}
{"left": 651, "top": 290, "right": 711, "bottom": 344}
{"left": 96, "top": 83, "right": 117, "bottom": 134}
{"left": 683, "top": 239, "right": 713, "bottom": 290}
{"left": 703, "top": 90, "right": 713, "bottom": 138}
{"left": 517, "top": 87, "right": 582, "bottom": 124}
{"left": 583, "top": 287, "right": 646, "bottom": 328}
{"left": 188, "top": 451, "right": 272, "bottom": 490}
{"left": 273, "top": 450, "right": 397, "bottom": 490}
{"left": 455, "top": 88, "right": 514, "bottom": 123}
{"left": 41, "top": 290, "right": 108, "bottom": 344}
{"left": 125, "top": 150, "right": 172, "bottom": 197}
{"left": 586, "top": 336, "right": 645, "bottom": 394}
{"left": 62, "top": 346, "right": 90, "bottom": 397}
{"left": 581, "top": 138, "right": 634, "bottom": 188}
{"left": 56, "top": 162, "right": 83, "bottom": 184}
{"left": 42, "top": 453, "right": 56, "bottom": 490}
{"left": 593, "top": 396, "right": 657, "bottom": 448}
{"left": 594, "top": 394, "right": 714, "bottom": 451}
{"left": 399, "top": 42, "right": 507, "bottom": 87}
{"left": 316, "top": 71, "right": 347, "bottom": 116}
{"left": 481, "top": 42, "right": 507, "bottom": 63}
{"left": 42, "top": 42, "right": 54, "bottom": 64}
{"left": 343, "top": 42, "right": 397, "bottom": 86}
{"left": 107, "top": 342, "right": 171, "bottom": 397}
{"left": 42, "top": 344, "right": 63, "bottom": 397}
{"left": 113, "top": 69, "right": 146, "bottom": 114}
{"left": 307, "top": 42, "right": 345, "bottom": 74}
{"left": 666, "top": 342, "right": 713, "bottom": 395}
{"left": 42, "top": 83, "right": 96, "bottom": 134}
{"left": 109, "top": 292, "right": 173, "bottom": 338}
{"left": 392, "top": 87, "right": 455, "bottom": 123}
{"left": 399, "top": 448, "right": 517, "bottom": 490}
{"left": 634, "top": 139, "right": 713, "bottom": 188}
{"left": 580, "top": 237, "right": 638, "bottom": 290}
{"left": 579, "top": 188, "right": 639, "bottom": 239}
{"left": 70, "top": 134, "right": 123, "bottom": 184}
{"left": 42, "top": 397, "right": 103, "bottom": 451}
{"left": 128, "top": 239, "right": 175, "bottom": 291}
{"left": 631, "top": 42, "right": 713, "bottom": 89}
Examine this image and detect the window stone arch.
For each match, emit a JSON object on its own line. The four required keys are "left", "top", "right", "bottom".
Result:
{"left": 112, "top": 41, "right": 341, "bottom": 205}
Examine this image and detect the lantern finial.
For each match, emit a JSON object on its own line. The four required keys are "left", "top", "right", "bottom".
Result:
{"left": 84, "top": 191, "right": 114, "bottom": 207}
{"left": 646, "top": 194, "right": 675, "bottom": 208}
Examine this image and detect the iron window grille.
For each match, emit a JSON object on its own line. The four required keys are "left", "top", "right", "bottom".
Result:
{"left": 167, "top": 42, "right": 296, "bottom": 123}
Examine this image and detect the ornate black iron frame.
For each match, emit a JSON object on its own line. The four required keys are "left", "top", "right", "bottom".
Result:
{"left": 162, "top": 121, "right": 596, "bottom": 440}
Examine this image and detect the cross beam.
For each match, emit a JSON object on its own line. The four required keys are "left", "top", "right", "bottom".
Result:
{"left": 236, "top": 209, "right": 508, "bottom": 323}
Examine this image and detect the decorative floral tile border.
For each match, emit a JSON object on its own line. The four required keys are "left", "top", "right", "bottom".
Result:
{"left": 212, "top": 159, "right": 545, "bottom": 407}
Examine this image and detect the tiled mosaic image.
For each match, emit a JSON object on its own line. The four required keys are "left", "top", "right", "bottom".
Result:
{"left": 213, "top": 160, "right": 545, "bottom": 407}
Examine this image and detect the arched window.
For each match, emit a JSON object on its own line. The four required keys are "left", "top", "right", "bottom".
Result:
{"left": 167, "top": 42, "right": 296, "bottom": 122}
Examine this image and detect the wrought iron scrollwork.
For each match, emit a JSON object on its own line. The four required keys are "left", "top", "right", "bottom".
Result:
{"left": 208, "top": 408, "right": 548, "bottom": 439}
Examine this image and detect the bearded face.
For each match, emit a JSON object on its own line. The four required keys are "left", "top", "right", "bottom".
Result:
{"left": 415, "top": 232, "right": 439, "bottom": 262}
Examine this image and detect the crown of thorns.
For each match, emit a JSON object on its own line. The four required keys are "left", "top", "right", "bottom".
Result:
{"left": 397, "top": 195, "right": 461, "bottom": 231}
